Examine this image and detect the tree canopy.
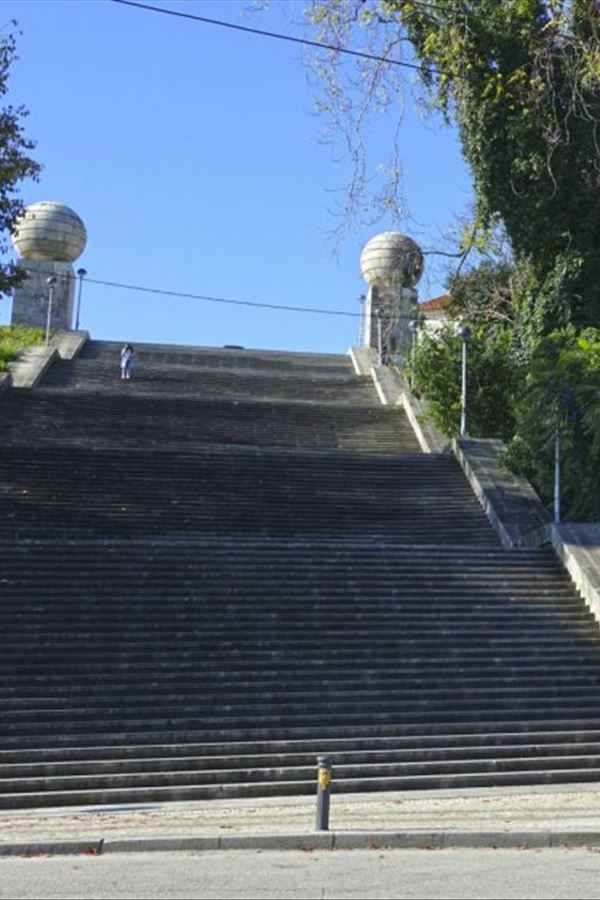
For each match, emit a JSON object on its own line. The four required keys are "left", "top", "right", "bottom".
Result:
{"left": 0, "top": 27, "right": 40, "bottom": 297}
{"left": 306, "top": 0, "right": 600, "bottom": 331}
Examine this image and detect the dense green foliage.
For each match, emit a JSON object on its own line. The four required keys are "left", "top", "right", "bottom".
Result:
{"left": 446, "top": 260, "right": 515, "bottom": 328}
{"left": 0, "top": 325, "right": 45, "bottom": 372}
{"left": 410, "top": 292, "right": 600, "bottom": 520}
{"left": 410, "top": 322, "right": 521, "bottom": 444}
{"left": 0, "top": 29, "right": 41, "bottom": 297}
{"left": 307, "top": 0, "right": 600, "bottom": 331}
{"left": 397, "top": 0, "right": 600, "bottom": 331}
{"left": 504, "top": 326, "right": 600, "bottom": 520}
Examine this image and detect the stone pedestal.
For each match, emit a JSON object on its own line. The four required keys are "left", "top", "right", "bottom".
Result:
{"left": 11, "top": 260, "right": 75, "bottom": 331}
{"left": 363, "top": 283, "right": 417, "bottom": 364}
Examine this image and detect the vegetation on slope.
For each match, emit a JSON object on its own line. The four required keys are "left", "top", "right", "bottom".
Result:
{"left": 0, "top": 325, "right": 46, "bottom": 371}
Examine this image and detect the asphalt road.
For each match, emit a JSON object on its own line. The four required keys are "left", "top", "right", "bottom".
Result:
{"left": 2, "top": 848, "right": 600, "bottom": 899}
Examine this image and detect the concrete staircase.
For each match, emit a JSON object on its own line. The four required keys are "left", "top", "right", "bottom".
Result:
{"left": 0, "top": 339, "right": 599, "bottom": 809}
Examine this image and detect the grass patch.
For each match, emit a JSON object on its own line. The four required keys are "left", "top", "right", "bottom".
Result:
{"left": 0, "top": 325, "right": 46, "bottom": 372}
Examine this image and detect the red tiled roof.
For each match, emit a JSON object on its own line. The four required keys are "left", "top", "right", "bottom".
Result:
{"left": 419, "top": 293, "right": 450, "bottom": 313}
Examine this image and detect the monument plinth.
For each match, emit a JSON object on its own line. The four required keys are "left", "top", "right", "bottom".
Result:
{"left": 10, "top": 201, "right": 87, "bottom": 331}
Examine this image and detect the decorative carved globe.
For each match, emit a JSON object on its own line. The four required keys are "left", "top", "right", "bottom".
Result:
{"left": 11, "top": 201, "right": 87, "bottom": 262}
{"left": 360, "top": 232, "right": 424, "bottom": 288}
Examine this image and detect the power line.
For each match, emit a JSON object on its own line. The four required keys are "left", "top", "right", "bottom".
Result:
{"left": 109, "top": 0, "right": 449, "bottom": 77}
{"left": 84, "top": 275, "right": 419, "bottom": 321}
{"left": 85, "top": 275, "right": 363, "bottom": 318}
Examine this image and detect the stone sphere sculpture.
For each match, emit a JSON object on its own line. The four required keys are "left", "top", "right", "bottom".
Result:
{"left": 360, "top": 232, "right": 424, "bottom": 288}
{"left": 11, "top": 201, "right": 87, "bottom": 262}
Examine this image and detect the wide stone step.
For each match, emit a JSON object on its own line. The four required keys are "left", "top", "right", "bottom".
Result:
{"left": 77, "top": 341, "right": 351, "bottom": 370}
{"left": 0, "top": 537, "right": 553, "bottom": 557}
{"left": 3, "top": 726, "right": 600, "bottom": 764}
{"left": 0, "top": 591, "right": 580, "bottom": 605}
{"left": 1, "top": 576, "right": 571, "bottom": 589}
{"left": 4, "top": 652, "right": 600, "bottom": 678}
{"left": 0, "top": 564, "right": 574, "bottom": 579}
{"left": 3, "top": 644, "right": 599, "bottom": 666}
{"left": 4, "top": 671, "right": 600, "bottom": 699}
{"left": 5, "top": 715, "right": 600, "bottom": 752}
{"left": 2, "top": 624, "right": 595, "bottom": 643}
{"left": 6, "top": 739, "right": 600, "bottom": 779}
{"left": 4, "top": 766, "right": 600, "bottom": 809}
{"left": 3, "top": 666, "right": 600, "bottom": 695}
{"left": 5, "top": 751, "right": 600, "bottom": 796}
{"left": 4, "top": 682, "right": 600, "bottom": 713}
{"left": 0, "top": 608, "right": 586, "bottom": 624}
{"left": 2, "top": 631, "right": 598, "bottom": 652}
{"left": 5, "top": 700, "right": 600, "bottom": 735}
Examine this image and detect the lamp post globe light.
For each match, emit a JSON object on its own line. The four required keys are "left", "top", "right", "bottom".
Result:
{"left": 457, "top": 324, "right": 470, "bottom": 438}
{"left": 45, "top": 275, "right": 58, "bottom": 348}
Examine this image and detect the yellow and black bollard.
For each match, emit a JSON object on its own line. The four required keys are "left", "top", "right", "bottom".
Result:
{"left": 315, "top": 754, "right": 333, "bottom": 831}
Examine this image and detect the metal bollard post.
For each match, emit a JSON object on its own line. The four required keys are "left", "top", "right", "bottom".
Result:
{"left": 315, "top": 754, "right": 333, "bottom": 831}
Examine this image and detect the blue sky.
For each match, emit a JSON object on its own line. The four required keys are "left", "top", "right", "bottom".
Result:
{"left": 3, "top": 0, "right": 473, "bottom": 353}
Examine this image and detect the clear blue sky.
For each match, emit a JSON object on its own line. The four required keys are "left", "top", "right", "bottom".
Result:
{"left": 3, "top": 0, "right": 473, "bottom": 353}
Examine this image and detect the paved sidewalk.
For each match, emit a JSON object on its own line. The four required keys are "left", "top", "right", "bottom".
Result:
{"left": 2, "top": 783, "right": 600, "bottom": 853}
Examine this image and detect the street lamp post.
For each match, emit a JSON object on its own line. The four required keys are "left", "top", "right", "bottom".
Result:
{"left": 374, "top": 307, "right": 383, "bottom": 365}
{"left": 554, "top": 423, "right": 561, "bottom": 525}
{"left": 457, "top": 324, "right": 470, "bottom": 438}
{"left": 75, "top": 268, "right": 87, "bottom": 330}
{"left": 45, "top": 276, "right": 58, "bottom": 348}
{"left": 409, "top": 318, "right": 419, "bottom": 391}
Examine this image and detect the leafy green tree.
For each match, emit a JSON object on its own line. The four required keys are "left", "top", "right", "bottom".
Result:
{"left": 446, "top": 260, "right": 515, "bottom": 328}
{"left": 0, "top": 27, "right": 41, "bottom": 297}
{"left": 504, "top": 326, "right": 600, "bottom": 521}
{"left": 305, "top": 0, "right": 600, "bottom": 330}
{"left": 410, "top": 321, "right": 522, "bottom": 443}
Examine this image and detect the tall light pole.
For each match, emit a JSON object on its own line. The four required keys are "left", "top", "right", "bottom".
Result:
{"left": 457, "top": 324, "right": 470, "bottom": 438}
{"left": 554, "top": 431, "right": 561, "bottom": 524}
{"left": 554, "top": 413, "right": 561, "bottom": 525}
{"left": 75, "top": 268, "right": 87, "bottom": 330}
{"left": 409, "top": 318, "right": 419, "bottom": 391}
{"left": 373, "top": 306, "right": 383, "bottom": 365}
{"left": 45, "top": 275, "right": 58, "bottom": 348}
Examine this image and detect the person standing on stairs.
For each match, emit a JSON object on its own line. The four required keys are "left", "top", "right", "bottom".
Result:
{"left": 120, "top": 343, "right": 135, "bottom": 380}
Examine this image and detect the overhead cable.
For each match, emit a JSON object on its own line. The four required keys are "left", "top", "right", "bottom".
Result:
{"left": 85, "top": 275, "right": 362, "bottom": 317}
{"left": 84, "top": 276, "right": 419, "bottom": 321}
{"left": 109, "top": 0, "right": 450, "bottom": 78}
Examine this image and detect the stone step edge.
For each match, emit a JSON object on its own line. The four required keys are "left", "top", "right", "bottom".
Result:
{"left": 3, "top": 765, "right": 600, "bottom": 810}
{"left": 0, "top": 536, "right": 546, "bottom": 551}
{"left": 6, "top": 751, "right": 600, "bottom": 787}
{"left": 4, "top": 729, "right": 600, "bottom": 759}
{"left": 7, "top": 723, "right": 600, "bottom": 750}
{"left": 7, "top": 740, "right": 600, "bottom": 772}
